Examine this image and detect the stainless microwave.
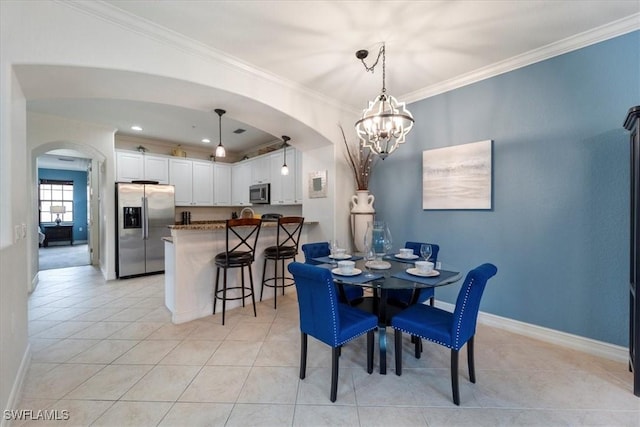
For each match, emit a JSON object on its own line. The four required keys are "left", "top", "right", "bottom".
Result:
{"left": 249, "top": 183, "right": 270, "bottom": 204}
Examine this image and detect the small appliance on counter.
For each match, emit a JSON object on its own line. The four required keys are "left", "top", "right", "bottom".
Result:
{"left": 181, "top": 211, "right": 192, "bottom": 225}
{"left": 261, "top": 213, "right": 282, "bottom": 222}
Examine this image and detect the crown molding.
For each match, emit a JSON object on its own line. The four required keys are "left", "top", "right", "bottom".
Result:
{"left": 60, "top": 0, "right": 351, "bottom": 114}
{"left": 403, "top": 13, "right": 640, "bottom": 104}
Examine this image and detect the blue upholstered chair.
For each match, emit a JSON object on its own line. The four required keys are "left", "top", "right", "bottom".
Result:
{"left": 386, "top": 242, "right": 440, "bottom": 308}
{"left": 391, "top": 263, "right": 497, "bottom": 405}
{"left": 288, "top": 262, "right": 378, "bottom": 402}
{"left": 301, "top": 241, "right": 364, "bottom": 305}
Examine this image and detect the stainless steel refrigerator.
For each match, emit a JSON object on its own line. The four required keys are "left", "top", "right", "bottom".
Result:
{"left": 116, "top": 182, "right": 175, "bottom": 278}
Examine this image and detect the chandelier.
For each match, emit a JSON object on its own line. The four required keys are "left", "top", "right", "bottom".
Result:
{"left": 354, "top": 43, "right": 414, "bottom": 160}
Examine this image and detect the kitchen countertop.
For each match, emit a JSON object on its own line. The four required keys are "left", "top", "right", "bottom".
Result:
{"left": 169, "top": 220, "right": 317, "bottom": 231}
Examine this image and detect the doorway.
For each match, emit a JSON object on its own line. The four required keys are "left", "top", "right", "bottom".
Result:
{"left": 36, "top": 151, "right": 96, "bottom": 271}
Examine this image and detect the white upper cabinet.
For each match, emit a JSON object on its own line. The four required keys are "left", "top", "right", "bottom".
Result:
{"left": 213, "top": 163, "right": 231, "bottom": 206}
{"left": 232, "top": 161, "right": 252, "bottom": 206}
{"left": 116, "top": 151, "right": 144, "bottom": 182}
{"left": 144, "top": 155, "right": 169, "bottom": 184}
{"left": 191, "top": 160, "right": 214, "bottom": 206}
{"left": 250, "top": 155, "right": 271, "bottom": 184}
{"left": 169, "top": 158, "right": 214, "bottom": 206}
{"left": 169, "top": 158, "right": 193, "bottom": 206}
{"left": 116, "top": 150, "right": 169, "bottom": 184}
{"left": 269, "top": 148, "right": 299, "bottom": 205}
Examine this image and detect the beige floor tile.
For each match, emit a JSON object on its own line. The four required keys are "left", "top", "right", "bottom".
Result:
{"left": 69, "top": 307, "right": 125, "bottom": 322}
{"left": 227, "top": 322, "right": 271, "bottom": 341}
{"left": 91, "top": 401, "right": 172, "bottom": 427}
{"left": 237, "top": 366, "right": 300, "bottom": 404}
{"left": 15, "top": 399, "right": 115, "bottom": 427}
{"left": 146, "top": 322, "right": 199, "bottom": 340}
{"left": 158, "top": 402, "right": 234, "bottom": 427}
{"left": 226, "top": 403, "right": 295, "bottom": 427}
{"left": 65, "top": 364, "right": 153, "bottom": 400}
{"left": 179, "top": 366, "right": 251, "bottom": 403}
{"left": 206, "top": 340, "right": 263, "bottom": 366}
{"left": 113, "top": 339, "right": 181, "bottom": 364}
{"left": 254, "top": 339, "right": 299, "bottom": 367}
{"left": 292, "top": 404, "right": 360, "bottom": 427}
{"left": 106, "top": 321, "right": 164, "bottom": 340}
{"left": 159, "top": 340, "right": 221, "bottom": 365}
{"left": 31, "top": 339, "right": 98, "bottom": 363}
{"left": 68, "top": 339, "right": 139, "bottom": 364}
{"left": 103, "top": 307, "right": 156, "bottom": 322}
{"left": 31, "top": 321, "right": 93, "bottom": 339}
{"left": 357, "top": 406, "right": 427, "bottom": 426}
{"left": 68, "top": 321, "right": 129, "bottom": 339}
{"left": 21, "top": 364, "right": 105, "bottom": 400}
{"left": 121, "top": 365, "right": 200, "bottom": 401}
{"left": 296, "top": 367, "right": 357, "bottom": 405}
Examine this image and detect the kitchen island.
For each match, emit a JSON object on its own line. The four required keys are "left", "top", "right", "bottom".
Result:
{"left": 164, "top": 220, "right": 316, "bottom": 324}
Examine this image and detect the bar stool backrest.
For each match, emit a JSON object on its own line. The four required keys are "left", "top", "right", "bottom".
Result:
{"left": 224, "top": 218, "right": 262, "bottom": 262}
{"left": 274, "top": 216, "right": 304, "bottom": 256}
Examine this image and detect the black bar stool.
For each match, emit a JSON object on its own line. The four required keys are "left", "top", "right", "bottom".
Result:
{"left": 213, "top": 218, "right": 262, "bottom": 325}
{"left": 260, "top": 216, "right": 304, "bottom": 309}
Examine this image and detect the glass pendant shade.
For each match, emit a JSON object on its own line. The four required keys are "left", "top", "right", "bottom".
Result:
{"left": 281, "top": 135, "right": 290, "bottom": 175}
{"left": 214, "top": 108, "right": 227, "bottom": 158}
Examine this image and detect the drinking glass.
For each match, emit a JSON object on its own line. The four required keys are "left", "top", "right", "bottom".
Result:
{"left": 420, "top": 244, "right": 432, "bottom": 262}
{"left": 330, "top": 240, "right": 340, "bottom": 257}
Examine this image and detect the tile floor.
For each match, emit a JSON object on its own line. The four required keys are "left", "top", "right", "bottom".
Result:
{"left": 11, "top": 265, "right": 640, "bottom": 426}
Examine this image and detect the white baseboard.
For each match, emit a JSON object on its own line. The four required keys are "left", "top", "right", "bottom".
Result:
{"left": 1, "top": 344, "right": 32, "bottom": 427}
{"left": 435, "top": 301, "right": 627, "bottom": 363}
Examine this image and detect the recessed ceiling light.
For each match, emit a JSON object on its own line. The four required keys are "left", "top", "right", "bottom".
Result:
{"left": 131, "top": 125, "right": 143, "bottom": 131}
{"left": 202, "top": 138, "right": 211, "bottom": 143}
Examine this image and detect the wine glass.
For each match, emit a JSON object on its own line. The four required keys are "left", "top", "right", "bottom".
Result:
{"left": 363, "top": 246, "right": 376, "bottom": 278}
{"left": 420, "top": 244, "right": 432, "bottom": 262}
{"left": 330, "top": 240, "right": 340, "bottom": 257}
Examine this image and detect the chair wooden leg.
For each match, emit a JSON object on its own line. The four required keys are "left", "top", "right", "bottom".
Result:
{"left": 281, "top": 258, "right": 286, "bottom": 295}
{"left": 429, "top": 296, "right": 435, "bottom": 306}
{"left": 468, "top": 336, "right": 476, "bottom": 383}
{"left": 414, "top": 336, "right": 422, "bottom": 359}
{"left": 331, "top": 346, "right": 339, "bottom": 402}
{"left": 394, "top": 329, "right": 403, "bottom": 376}
{"left": 367, "top": 330, "right": 374, "bottom": 374}
{"left": 451, "top": 349, "right": 460, "bottom": 405}
{"left": 300, "top": 332, "right": 307, "bottom": 380}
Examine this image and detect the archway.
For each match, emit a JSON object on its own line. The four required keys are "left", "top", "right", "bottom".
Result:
{"left": 30, "top": 141, "right": 107, "bottom": 291}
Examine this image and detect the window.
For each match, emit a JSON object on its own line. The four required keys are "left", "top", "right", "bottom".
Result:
{"left": 39, "top": 179, "right": 74, "bottom": 223}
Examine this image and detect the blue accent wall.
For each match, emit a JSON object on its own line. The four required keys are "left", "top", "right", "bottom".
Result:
{"left": 38, "top": 168, "right": 88, "bottom": 241}
{"left": 370, "top": 31, "right": 639, "bottom": 346}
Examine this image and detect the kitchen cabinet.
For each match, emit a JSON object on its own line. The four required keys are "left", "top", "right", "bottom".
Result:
{"left": 269, "top": 149, "right": 298, "bottom": 205}
{"left": 144, "top": 155, "right": 169, "bottom": 184}
{"left": 213, "top": 163, "right": 231, "bottom": 206}
{"left": 231, "top": 161, "right": 252, "bottom": 206}
{"left": 116, "top": 150, "right": 169, "bottom": 184}
{"left": 251, "top": 155, "right": 271, "bottom": 184}
{"left": 116, "top": 151, "right": 144, "bottom": 182}
{"left": 170, "top": 158, "right": 213, "bottom": 206}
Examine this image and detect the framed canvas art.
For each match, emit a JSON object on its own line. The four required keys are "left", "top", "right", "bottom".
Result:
{"left": 422, "top": 140, "right": 493, "bottom": 210}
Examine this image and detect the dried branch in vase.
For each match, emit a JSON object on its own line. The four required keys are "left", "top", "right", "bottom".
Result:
{"left": 339, "top": 125, "right": 377, "bottom": 191}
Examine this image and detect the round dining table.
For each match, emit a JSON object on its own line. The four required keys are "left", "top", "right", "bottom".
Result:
{"left": 312, "top": 254, "right": 462, "bottom": 374}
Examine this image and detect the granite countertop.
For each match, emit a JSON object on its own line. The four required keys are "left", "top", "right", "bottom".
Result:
{"left": 169, "top": 220, "right": 316, "bottom": 231}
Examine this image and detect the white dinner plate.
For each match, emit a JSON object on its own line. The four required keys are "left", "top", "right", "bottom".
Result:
{"left": 332, "top": 268, "right": 362, "bottom": 276}
{"left": 406, "top": 268, "right": 440, "bottom": 277}
{"left": 329, "top": 253, "right": 352, "bottom": 260}
{"left": 365, "top": 260, "right": 392, "bottom": 270}
{"left": 395, "top": 253, "right": 419, "bottom": 260}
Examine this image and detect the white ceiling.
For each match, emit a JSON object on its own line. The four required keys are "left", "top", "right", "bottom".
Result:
{"left": 26, "top": 0, "right": 640, "bottom": 161}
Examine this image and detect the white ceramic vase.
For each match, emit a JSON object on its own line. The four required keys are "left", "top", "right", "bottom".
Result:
{"left": 350, "top": 190, "right": 375, "bottom": 253}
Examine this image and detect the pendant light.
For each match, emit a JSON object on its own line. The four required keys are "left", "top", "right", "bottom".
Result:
{"left": 354, "top": 43, "right": 414, "bottom": 160}
{"left": 281, "top": 135, "right": 290, "bottom": 176}
{"left": 214, "top": 108, "right": 227, "bottom": 158}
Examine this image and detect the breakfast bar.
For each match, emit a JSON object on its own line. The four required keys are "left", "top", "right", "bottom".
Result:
{"left": 164, "top": 220, "right": 315, "bottom": 324}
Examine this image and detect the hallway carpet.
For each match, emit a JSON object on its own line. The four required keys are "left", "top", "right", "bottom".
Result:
{"left": 39, "top": 244, "right": 91, "bottom": 270}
